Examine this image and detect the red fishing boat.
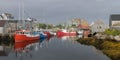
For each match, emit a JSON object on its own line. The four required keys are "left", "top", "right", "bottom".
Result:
{"left": 14, "top": 30, "right": 40, "bottom": 42}
{"left": 56, "top": 29, "right": 77, "bottom": 36}
{"left": 43, "top": 31, "right": 52, "bottom": 37}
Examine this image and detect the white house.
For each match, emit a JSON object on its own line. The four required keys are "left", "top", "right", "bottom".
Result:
{"left": 90, "top": 20, "right": 109, "bottom": 33}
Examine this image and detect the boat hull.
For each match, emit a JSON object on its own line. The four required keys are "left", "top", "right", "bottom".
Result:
{"left": 43, "top": 31, "right": 51, "bottom": 37}
{"left": 14, "top": 34, "right": 39, "bottom": 42}
{"left": 40, "top": 33, "right": 47, "bottom": 39}
{"left": 33, "top": 31, "right": 47, "bottom": 39}
{"left": 57, "top": 31, "right": 77, "bottom": 36}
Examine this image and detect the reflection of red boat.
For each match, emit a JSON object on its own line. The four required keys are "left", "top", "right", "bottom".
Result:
{"left": 58, "top": 36, "right": 69, "bottom": 40}
{"left": 56, "top": 29, "right": 77, "bottom": 36}
{"left": 14, "top": 40, "right": 38, "bottom": 52}
{"left": 57, "top": 35, "right": 77, "bottom": 40}
{"left": 46, "top": 35, "right": 52, "bottom": 41}
{"left": 14, "top": 30, "right": 40, "bottom": 42}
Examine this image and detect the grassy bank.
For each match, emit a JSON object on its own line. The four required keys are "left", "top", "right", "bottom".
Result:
{"left": 77, "top": 38, "right": 120, "bottom": 60}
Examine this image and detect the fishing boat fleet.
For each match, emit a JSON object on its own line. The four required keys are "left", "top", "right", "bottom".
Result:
{"left": 14, "top": 29, "right": 55, "bottom": 42}
{"left": 0, "top": 13, "right": 89, "bottom": 43}
{"left": 0, "top": 11, "right": 88, "bottom": 43}
{"left": 0, "top": 17, "right": 90, "bottom": 43}
{"left": 14, "top": 28, "right": 87, "bottom": 42}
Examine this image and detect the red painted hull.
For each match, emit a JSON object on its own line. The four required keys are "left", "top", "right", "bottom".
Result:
{"left": 14, "top": 34, "right": 39, "bottom": 42}
{"left": 57, "top": 31, "right": 77, "bottom": 36}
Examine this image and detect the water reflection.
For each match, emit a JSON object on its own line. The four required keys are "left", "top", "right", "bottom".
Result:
{"left": 14, "top": 36, "right": 54, "bottom": 59}
{"left": 0, "top": 45, "right": 11, "bottom": 56}
{"left": 0, "top": 36, "right": 111, "bottom": 60}
{"left": 28, "top": 37, "right": 48, "bottom": 51}
{"left": 57, "top": 35, "right": 79, "bottom": 41}
{"left": 14, "top": 41, "right": 38, "bottom": 60}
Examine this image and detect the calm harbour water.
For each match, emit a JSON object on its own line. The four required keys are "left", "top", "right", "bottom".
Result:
{"left": 0, "top": 36, "right": 110, "bottom": 60}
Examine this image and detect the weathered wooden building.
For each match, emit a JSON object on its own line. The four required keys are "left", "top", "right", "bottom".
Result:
{"left": 77, "top": 19, "right": 90, "bottom": 38}
{"left": 90, "top": 20, "right": 108, "bottom": 33}
{"left": 0, "top": 13, "right": 37, "bottom": 34}
{"left": 0, "top": 20, "right": 32, "bottom": 34}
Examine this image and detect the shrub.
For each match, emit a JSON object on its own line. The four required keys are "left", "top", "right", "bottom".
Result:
{"left": 104, "top": 29, "right": 120, "bottom": 36}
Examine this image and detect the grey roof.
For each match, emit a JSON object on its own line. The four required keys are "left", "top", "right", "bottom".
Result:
{"left": 110, "top": 14, "right": 120, "bottom": 20}
{"left": 94, "top": 20, "right": 105, "bottom": 25}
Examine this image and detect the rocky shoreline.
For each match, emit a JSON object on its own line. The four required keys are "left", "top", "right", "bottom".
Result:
{"left": 77, "top": 37, "right": 120, "bottom": 60}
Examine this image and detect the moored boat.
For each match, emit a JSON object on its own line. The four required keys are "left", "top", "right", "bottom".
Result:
{"left": 14, "top": 30, "right": 40, "bottom": 42}
{"left": 43, "top": 31, "right": 52, "bottom": 37}
{"left": 56, "top": 29, "right": 77, "bottom": 36}
{"left": 33, "top": 31, "right": 47, "bottom": 39}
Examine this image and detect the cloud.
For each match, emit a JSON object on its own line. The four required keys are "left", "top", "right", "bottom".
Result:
{"left": 0, "top": 0, "right": 120, "bottom": 25}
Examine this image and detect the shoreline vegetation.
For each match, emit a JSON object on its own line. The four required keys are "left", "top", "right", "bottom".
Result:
{"left": 77, "top": 37, "right": 120, "bottom": 60}
{"left": 77, "top": 27, "right": 120, "bottom": 60}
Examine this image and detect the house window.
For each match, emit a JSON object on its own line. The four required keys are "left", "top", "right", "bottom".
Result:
{"left": 99, "top": 26, "right": 101, "bottom": 29}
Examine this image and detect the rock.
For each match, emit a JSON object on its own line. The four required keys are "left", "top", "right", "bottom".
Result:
{"left": 109, "top": 35, "right": 114, "bottom": 40}
{"left": 114, "top": 36, "right": 120, "bottom": 41}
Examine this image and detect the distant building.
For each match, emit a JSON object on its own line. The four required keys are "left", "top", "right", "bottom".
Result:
{"left": 1, "top": 13, "right": 14, "bottom": 20}
{"left": 0, "top": 15, "right": 3, "bottom": 20}
{"left": 0, "top": 20, "right": 31, "bottom": 34}
{"left": 0, "top": 20, "right": 8, "bottom": 34}
{"left": 77, "top": 19, "right": 90, "bottom": 38}
{"left": 90, "top": 20, "right": 108, "bottom": 33}
{"left": 109, "top": 14, "right": 120, "bottom": 29}
{"left": 0, "top": 12, "right": 37, "bottom": 34}
{"left": 71, "top": 18, "right": 81, "bottom": 27}
{"left": 77, "top": 19, "right": 89, "bottom": 29}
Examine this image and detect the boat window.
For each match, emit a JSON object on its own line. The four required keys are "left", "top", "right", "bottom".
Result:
{"left": 16, "top": 32, "right": 20, "bottom": 34}
{"left": 99, "top": 26, "right": 101, "bottom": 29}
{"left": 17, "top": 32, "right": 22, "bottom": 34}
{"left": 24, "top": 32, "right": 30, "bottom": 34}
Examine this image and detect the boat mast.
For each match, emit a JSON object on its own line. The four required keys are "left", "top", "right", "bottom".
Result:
{"left": 18, "top": 1, "right": 21, "bottom": 30}
{"left": 22, "top": 0, "right": 24, "bottom": 21}
{"left": 22, "top": 0, "right": 25, "bottom": 29}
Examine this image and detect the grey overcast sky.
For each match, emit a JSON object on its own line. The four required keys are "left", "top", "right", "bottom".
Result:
{"left": 0, "top": 0, "right": 120, "bottom": 25}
